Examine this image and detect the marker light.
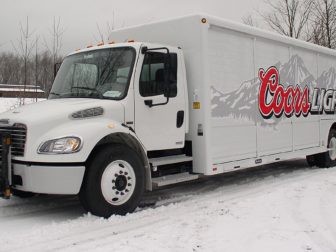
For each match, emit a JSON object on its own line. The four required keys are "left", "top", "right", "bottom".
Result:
{"left": 108, "top": 41, "right": 115, "bottom": 44}
{"left": 128, "top": 39, "right": 135, "bottom": 43}
{"left": 87, "top": 44, "right": 93, "bottom": 48}
{"left": 97, "top": 42, "right": 104, "bottom": 46}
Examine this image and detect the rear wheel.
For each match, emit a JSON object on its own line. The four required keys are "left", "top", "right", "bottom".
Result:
{"left": 79, "top": 145, "right": 145, "bottom": 218}
{"left": 306, "top": 154, "right": 317, "bottom": 167}
{"left": 314, "top": 129, "right": 336, "bottom": 168}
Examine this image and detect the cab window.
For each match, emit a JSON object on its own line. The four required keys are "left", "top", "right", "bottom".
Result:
{"left": 139, "top": 52, "right": 177, "bottom": 97}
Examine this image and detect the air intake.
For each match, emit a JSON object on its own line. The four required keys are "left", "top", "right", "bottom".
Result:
{"left": 71, "top": 107, "right": 104, "bottom": 119}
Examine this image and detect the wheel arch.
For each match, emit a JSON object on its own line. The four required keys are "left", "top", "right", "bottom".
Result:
{"left": 85, "top": 132, "right": 152, "bottom": 191}
{"left": 330, "top": 122, "right": 336, "bottom": 132}
{"left": 326, "top": 122, "right": 336, "bottom": 146}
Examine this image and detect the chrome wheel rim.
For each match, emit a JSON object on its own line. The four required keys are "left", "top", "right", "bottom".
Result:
{"left": 329, "top": 137, "right": 336, "bottom": 160}
{"left": 100, "top": 160, "right": 136, "bottom": 206}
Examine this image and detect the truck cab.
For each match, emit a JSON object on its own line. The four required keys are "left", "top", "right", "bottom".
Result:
{"left": 51, "top": 43, "right": 188, "bottom": 151}
{"left": 0, "top": 42, "right": 193, "bottom": 217}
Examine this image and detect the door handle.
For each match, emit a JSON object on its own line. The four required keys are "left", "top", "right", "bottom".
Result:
{"left": 176, "top": 111, "right": 184, "bottom": 128}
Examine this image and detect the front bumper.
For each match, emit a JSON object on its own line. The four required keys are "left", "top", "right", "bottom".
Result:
{"left": 13, "top": 163, "right": 85, "bottom": 194}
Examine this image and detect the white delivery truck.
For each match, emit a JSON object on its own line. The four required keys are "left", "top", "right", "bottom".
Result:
{"left": 1, "top": 14, "right": 336, "bottom": 217}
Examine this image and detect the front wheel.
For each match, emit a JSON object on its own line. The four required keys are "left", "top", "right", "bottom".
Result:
{"left": 79, "top": 145, "right": 145, "bottom": 218}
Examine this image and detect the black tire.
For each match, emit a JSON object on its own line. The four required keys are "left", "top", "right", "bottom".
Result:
{"left": 12, "top": 189, "right": 36, "bottom": 198}
{"left": 79, "top": 145, "right": 145, "bottom": 218}
{"left": 315, "top": 129, "right": 336, "bottom": 168}
{"left": 306, "top": 154, "right": 318, "bottom": 167}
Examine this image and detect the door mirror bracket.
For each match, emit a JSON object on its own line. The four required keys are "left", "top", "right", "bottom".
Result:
{"left": 144, "top": 97, "right": 169, "bottom": 108}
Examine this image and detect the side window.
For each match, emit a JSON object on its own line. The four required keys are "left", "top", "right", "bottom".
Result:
{"left": 140, "top": 52, "right": 177, "bottom": 97}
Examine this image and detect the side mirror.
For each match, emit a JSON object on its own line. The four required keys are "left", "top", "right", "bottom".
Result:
{"left": 163, "top": 53, "right": 177, "bottom": 98}
{"left": 54, "top": 62, "right": 62, "bottom": 78}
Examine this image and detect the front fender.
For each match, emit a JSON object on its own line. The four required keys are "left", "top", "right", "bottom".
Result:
{"left": 20, "top": 119, "right": 133, "bottom": 163}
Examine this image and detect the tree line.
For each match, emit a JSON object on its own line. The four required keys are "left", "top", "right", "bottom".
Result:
{"left": 0, "top": 51, "right": 61, "bottom": 94}
{"left": 0, "top": 17, "right": 63, "bottom": 97}
{"left": 1, "top": 2, "right": 336, "bottom": 99}
{"left": 244, "top": 0, "right": 336, "bottom": 49}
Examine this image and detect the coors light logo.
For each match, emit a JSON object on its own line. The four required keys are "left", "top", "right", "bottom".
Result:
{"left": 211, "top": 55, "right": 336, "bottom": 125}
{"left": 258, "top": 66, "right": 336, "bottom": 119}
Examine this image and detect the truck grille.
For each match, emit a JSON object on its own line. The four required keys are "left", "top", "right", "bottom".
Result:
{"left": 0, "top": 124, "right": 27, "bottom": 158}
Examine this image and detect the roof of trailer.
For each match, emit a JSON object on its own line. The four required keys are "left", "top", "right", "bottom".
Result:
{"left": 68, "top": 13, "right": 336, "bottom": 58}
{"left": 108, "top": 13, "right": 336, "bottom": 58}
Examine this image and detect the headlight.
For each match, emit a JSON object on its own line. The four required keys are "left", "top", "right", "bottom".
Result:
{"left": 38, "top": 136, "right": 82, "bottom": 154}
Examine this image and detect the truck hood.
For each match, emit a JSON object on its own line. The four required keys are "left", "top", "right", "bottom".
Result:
{"left": 0, "top": 98, "right": 125, "bottom": 126}
{"left": 0, "top": 98, "right": 126, "bottom": 163}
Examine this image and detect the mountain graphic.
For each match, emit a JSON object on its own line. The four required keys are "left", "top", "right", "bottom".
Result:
{"left": 317, "top": 67, "right": 336, "bottom": 90}
{"left": 211, "top": 55, "right": 332, "bottom": 124}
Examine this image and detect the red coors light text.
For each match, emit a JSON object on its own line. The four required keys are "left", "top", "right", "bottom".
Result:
{"left": 258, "top": 67, "right": 311, "bottom": 118}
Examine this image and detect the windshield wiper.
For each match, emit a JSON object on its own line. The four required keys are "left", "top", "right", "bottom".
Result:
{"left": 71, "top": 86, "right": 98, "bottom": 92}
{"left": 71, "top": 86, "right": 104, "bottom": 98}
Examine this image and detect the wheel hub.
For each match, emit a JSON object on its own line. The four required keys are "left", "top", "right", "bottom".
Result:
{"left": 100, "top": 160, "right": 136, "bottom": 206}
{"left": 115, "top": 175, "right": 127, "bottom": 191}
{"left": 329, "top": 137, "right": 336, "bottom": 160}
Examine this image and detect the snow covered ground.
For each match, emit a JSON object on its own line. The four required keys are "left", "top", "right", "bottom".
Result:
{"left": 0, "top": 99, "right": 336, "bottom": 251}
{"left": 1, "top": 160, "right": 336, "bottom": 252}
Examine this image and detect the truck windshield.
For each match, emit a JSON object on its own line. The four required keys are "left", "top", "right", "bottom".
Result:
{"left": 49, "top": 47, "right": 135, "bottom": 100}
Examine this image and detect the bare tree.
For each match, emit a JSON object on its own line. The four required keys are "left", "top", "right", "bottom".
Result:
{"left": 34, "top": 36, "right": 40, "bottom": 101}
{"left": 44, "top": 17, "right": 64, "bottom": 92}
{"left": 12, "top": 16, "right": 36, "bottom": 105}
{"left": 261, "top": 0, "right": 313, "bottom": 39}
{"left": 95, "top": 11, "right": 117, "bottom": 43}
{"left": 309, "top": 0, "right": 336, "bottom": 48}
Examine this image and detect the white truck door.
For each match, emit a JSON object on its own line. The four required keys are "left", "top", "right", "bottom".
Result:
{"left": 133, "top": 47, "right": 186, "bottom": 151}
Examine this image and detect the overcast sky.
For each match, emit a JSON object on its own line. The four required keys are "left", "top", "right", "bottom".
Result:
{"left": 0, "top": 0, "right": 264, "bottom": 54}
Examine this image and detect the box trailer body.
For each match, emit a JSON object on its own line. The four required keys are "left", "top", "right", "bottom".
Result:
{"left": 1, "top": 14, "right": 336, "bottom": 216}
{"left": 109, "top": 14, "right": 336, "bottom": 174}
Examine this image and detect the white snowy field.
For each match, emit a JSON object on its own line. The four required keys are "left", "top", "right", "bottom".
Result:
{"left": 0, "top": 160, "right": 336, "bottom": 252}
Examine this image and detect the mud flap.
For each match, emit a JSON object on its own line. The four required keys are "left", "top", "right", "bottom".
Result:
{"left": 0, "top": 133, "right": 11, "bottom": 199}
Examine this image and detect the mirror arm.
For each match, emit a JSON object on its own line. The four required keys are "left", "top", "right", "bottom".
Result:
{"left": 141, "top": 46, "right": 170, "bottom": 54}
{"left": 144, "top": 97, "right": 169, "bottom": 108}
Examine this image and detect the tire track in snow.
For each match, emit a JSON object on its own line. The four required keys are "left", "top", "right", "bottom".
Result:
{"left": 0, "top": 196, "right": 80, "bottom": 218}
{"left": 286, "top": 173, "right": 336, "bottom": 252}
{"left": 3, "top": 160, "right": 322, "bottom": 252}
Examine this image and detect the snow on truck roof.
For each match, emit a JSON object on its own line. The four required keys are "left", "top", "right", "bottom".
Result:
{"left": 70, "top": 13, "right": 336, "bottom": 59}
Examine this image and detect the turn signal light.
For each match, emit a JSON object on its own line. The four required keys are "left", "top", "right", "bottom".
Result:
{"left": 4, "top": 137, "right": 11, "bottom": 145}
